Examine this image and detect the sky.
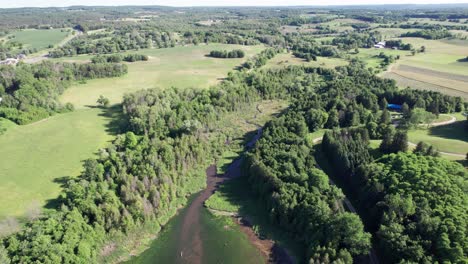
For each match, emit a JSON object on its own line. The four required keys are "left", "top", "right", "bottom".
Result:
{"left": 1, "top": 0, "right": 467, "bottom": 8}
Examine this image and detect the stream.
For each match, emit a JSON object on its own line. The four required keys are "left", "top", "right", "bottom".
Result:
{"left": 125, "top": 129, "right": 268, "bottom": 264}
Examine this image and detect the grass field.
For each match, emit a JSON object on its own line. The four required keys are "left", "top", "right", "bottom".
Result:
{"left": 264, "top": 52, "right": 348, "bottom": 69}
{"left": 408, "top": 113, "right": 468, "bottom": 155}
{"left": 60, "top": 44, "right": 264, "bottom": 108}
{"left": 0, "top": 44, "right": 265, "bottom": 221}
{"left": 0, "top": 108, "right": 114, "bottom": 220}
{"left": 8, "top": 29, "right": 70, "bottom": 50}
{"left": 353, "top": 48, "right": 410, "bottom": 68}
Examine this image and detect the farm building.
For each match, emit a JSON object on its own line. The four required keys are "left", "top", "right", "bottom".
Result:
{"left": 374, "top": 41, "right": 386, "bottom": 49}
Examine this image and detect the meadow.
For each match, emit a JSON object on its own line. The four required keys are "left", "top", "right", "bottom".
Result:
{"left": 0, "top": 44, "right": 263, "bottom": 221}
{"left": 407, "top": 113, "right": 468, "bottom": 156}
{"left": 263, "top": 52, "right": 348, "bottom": 69}
{"left": 59, "top": 44, "right": 264, "bottom": 108}
{"left": 0, "top": 108, "right": 113, "bottom": 219}
{"left": 8, "top": 28, "right": 70, "bottom": 50}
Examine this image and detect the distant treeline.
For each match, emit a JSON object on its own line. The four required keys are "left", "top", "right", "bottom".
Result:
{"left": 401, "top": 29, "right": 453, "bottom": 39}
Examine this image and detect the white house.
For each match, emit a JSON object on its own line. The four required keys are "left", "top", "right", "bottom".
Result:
{"left": 374, "top": 41, "right": 386, "bottom": 49}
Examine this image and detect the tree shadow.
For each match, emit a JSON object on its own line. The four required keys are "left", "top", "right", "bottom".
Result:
{"left": 43, "top": 176, "right": 73, "bottom": 210}
{"left": 428, "top": 120, "right": 468, "bottom": 142}
{"left": 85, "top": 104, "right": 128, "bottom": 135}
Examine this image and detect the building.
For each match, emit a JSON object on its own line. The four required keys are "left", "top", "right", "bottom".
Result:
{"left": 374, "top": 41, "right": 386, "bottom": 49}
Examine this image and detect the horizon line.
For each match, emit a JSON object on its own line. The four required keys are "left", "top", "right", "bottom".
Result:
{"left": 2, "top": 2, "right": 468, "bottom": 9}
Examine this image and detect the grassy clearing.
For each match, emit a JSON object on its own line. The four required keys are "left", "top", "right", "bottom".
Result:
{"left": 353, "top": 48, "right": 410, "bottom": 68}
{"left": 0, "top": 108, "right": 115, "bottom": 220}
{"left": 8, "top": 28, "right": 70, "bottom": 50}
{"left": 408, "top": 114, "right": 468, "bottom": 155}
{"left": 264, "top": 52, "right": 348, "bottom": 69}
{"left": 59, "top": 44, "right": 264, "bottom": 108}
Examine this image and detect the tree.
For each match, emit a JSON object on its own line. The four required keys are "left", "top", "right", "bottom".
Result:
{"left": 380, "top": 109, "right": 391, "bottom": 124}
{"left": 97, "top": 95, "right": 110, "bottom": 107}
{"left": 408, "top": 108, "right": 436, "bottom": 128}
{"left": 306, "top": 109, "right": 328, "bottom": 131}
{"left": 401, "top": 103, "right": 410, "bottom": 119}
{"left": 390, "top": 130, "right": 408, "bottom": 153}
{"left": 325, "top": 109, "right": 340, "bottom": 128}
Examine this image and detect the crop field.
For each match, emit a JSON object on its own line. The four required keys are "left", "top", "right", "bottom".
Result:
{"left": 8, "top": 28, "right": 70, "bottom": 50}
{"left": 380, "top": 38, "right": 468, "bottom": 98}
{"left": 264, "top": 52, "right": 348, "bottom": 69}
{"left": 0, "top": 44, "right": 264, "bottom": 221}
{"left": 0, "top": 108, "right": 114, "bottom": 220}
{"left": 60, "top": 44, "right": 264, "bottom": 108}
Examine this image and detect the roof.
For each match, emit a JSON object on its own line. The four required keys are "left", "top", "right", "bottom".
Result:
{"left": 387, "top": 104, "right": 402, "bottom": 110}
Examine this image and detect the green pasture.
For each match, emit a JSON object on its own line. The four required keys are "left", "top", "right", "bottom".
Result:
{"left": 0, "top": 108, "right": 114, "bottom": 219}
{"left": 353, "top": 48, "right": 410, "bottom": 68}
{"left": 59, "top": 44, "right": 264, "bottom": 108}
{"left": 408, "top": 113, "right": 468, "bottom": 155}
{"left": 9, "top": 28, "right": 70, "bottom": 50}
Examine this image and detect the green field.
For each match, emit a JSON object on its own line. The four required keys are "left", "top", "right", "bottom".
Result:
{"left": 60, "top": 44, "right": 264, "bottom": 108}
{"left": 354, "top": 48, "right": 410, "bottom": 68}
{"left": 0, "top": 108, "right": 114, "bottom": 219}
{"left": 0, "top": 44, "right": 264, "bottom": 221}
{"left": 264, "top": 52, "right": 348, "bottom": 69}
{"left": 408, "top": 113, "right": 468, "bottom": 155}
{"left": 8, "top": 28, "right": 70, "bottom": 50}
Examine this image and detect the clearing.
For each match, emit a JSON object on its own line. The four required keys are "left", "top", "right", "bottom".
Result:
{"left": 60, "top": 44, "right": 264, "bottom": 108}
{"left": 264, "top": 52, "right": 348, "bottom": 69}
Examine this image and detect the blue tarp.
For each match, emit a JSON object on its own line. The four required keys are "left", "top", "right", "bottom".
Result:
{"left": 387, "top": 104, "right": 402, "bottom": 110}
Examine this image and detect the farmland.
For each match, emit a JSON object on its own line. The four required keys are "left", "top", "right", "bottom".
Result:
{"left": 7, "top": 28, "right": 70, "bottom": 50}
{"left": 381, "top": 38, "right": 468, "bottom": 99}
